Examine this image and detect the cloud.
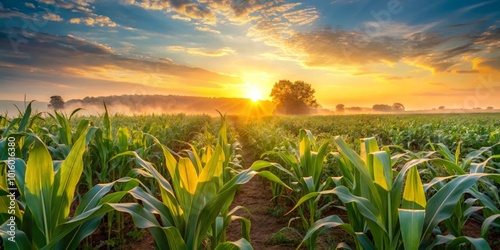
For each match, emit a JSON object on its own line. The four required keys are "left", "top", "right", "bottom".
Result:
{"left": 284, "top": 28, "right": 406, "bottom": 67}
{"left": 474, "top": 26, "right": 500, "bottom": 52}
{"left": 171, "top": 14, "right": 191, "bottom": 22}
{"left": 452, "top": 70, "right": 479, "bottom": 74}
{"left": 69, "top": 15, "right": 117, "bottom": 27}
{"left": 167, "top": 45, "right": 236, "bottom": 56}
{"left": 127, "top": 0, "right": 215, "bottom": 21}
{"left": 37, "top": 0, "right": 75, "bottom": 9}
{"left": 43, "top": 13, "right": 63, "bottom": 22}
{"left": 282, "top": 7, "right": 319, "bottom": 26}
{"left": 457, "top": 0, "right": 496, "bottom": 14}
{"left": 0, "top": 28, "right": 243, "bottom": 89}
{"left": 477, "top": 57, "right": 500, "bottom": 71}
{"left": 25, "top": 3, "right": 36, "bottom": 8}
{"left": 0, "top": 9, "right": 34, "bottom": 19}
{"left": 195, "top": 25, "right": 220, "bottom": 34}
{"left": 362, "top": 21, "right": 440, "bottom": 38}
{"left": 268, "top": 22, "right": 495, "bottom": 74}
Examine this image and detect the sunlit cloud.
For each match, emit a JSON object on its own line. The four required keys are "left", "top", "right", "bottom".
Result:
{"left": 127, "top": 0, "right": 215, "bottom": 21}
{"left": 171, "top": 14, "right": 191, "bottom": 22}
{"left": 69, "top": 15, "right": 117, "bottom": 27}
{"left": 43, "top": 13, "right": 63, "bottom": 22}
{"left": 0, "top": 28, "right": 243, "bottom": 91}
{"left": 195, "top": 25, "right": 221, "bottom": 34}
{"left": 167, "top": 45, "right": 236, "bottom": 57}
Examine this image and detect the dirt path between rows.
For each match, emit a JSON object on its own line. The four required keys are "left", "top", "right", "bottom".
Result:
{"left": 226, "top": 138, "right": 296, "bottom": 250}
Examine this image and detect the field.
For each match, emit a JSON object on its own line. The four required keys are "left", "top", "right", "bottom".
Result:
{"left": 1, "top": 103, "right": 500, "bottom": 250}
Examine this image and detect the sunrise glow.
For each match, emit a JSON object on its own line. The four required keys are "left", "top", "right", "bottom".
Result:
{"left": 0, "top": 1, "right": 499, "bottom": 110}
{"left": 247, "top": 87, "right": 262, "bottom": 102}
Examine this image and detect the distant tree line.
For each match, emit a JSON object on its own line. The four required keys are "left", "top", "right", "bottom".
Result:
{"left": 336, "top": 103, "right": 405, "bottom": 113}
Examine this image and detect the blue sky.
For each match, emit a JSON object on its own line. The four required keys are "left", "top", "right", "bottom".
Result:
{"left": 0, "top": 0, "right": 499, "bottom": 110}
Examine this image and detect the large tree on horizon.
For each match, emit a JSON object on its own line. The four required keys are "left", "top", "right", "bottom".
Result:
{"left": 270, "top": 80, "right": 320, "bottom": 115}
{"left": 48, "top": 95, "right": 65, "bottom": 110}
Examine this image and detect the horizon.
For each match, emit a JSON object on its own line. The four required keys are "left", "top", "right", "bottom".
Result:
{"left": 1, "top": 0, "right": 499, "bottom": 110}
{"left": 1, "top": 94, "right": 499, "bottom": 115}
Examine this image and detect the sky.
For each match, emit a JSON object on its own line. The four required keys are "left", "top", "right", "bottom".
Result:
{"left": 0, "top": 0, "right": 499, "bottom": 110}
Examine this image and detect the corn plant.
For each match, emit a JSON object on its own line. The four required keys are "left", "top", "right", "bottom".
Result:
{"left": 112, "top": 121, "right": 287, "bottom": 249}
{"left": 289, "top": 136, "right": 500, "bottom": 249}
{"left": 264, "top": 129, "right": 330, "bottom": 249}
{"left": 43, "top": 108, "right": 88, "bottom": 159}
{"left": 423, "top": 142, "right": 500, "bottom": 249}
{"left": 0, "top": 129, "right": 137, "bottom": 249}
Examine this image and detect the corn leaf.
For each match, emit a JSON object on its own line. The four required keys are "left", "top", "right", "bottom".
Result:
{"left": 24, "top": 136, "right": 54, "bottom": 245}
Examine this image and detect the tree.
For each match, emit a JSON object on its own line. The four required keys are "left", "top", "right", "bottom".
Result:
{"left": 372, "top": 104, "right": 393, "bottom": 112}
{"left": 48, "top": 95, "right": 65, "bottom": 110}
{"left": 336, "top": 104, "right": 345, "bottom": 113}
{"left": 346, "top": 106, "right": 362, "bottom": 112}
{"left": 392, "top": 103, "right": 405, "bottom": 112}
{"left": 270, "top": 80, "right": 320, "bottom": 115}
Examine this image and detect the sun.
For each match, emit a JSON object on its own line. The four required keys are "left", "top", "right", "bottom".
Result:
{"left": 247, "top": 87, "right": 262, "bottom": 102}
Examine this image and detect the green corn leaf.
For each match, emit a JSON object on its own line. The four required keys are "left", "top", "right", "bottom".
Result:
{"left": 2, "top": 118, "right": 20, "bottom": 137}
{"left": 398, "top": 209, "right": 424, "bottom": 250}
{"left": 0, "top": 221, "right": 32, "bottom": 250}
{"left": 17, "top": 101, "right": 32, "bottom": 132}
{"left": 422, "top": 174, "right": 483, "bottom": 243}
{"left": 109, "top": 203, "right": 161, "bottom": 228}
{"left": 163, "top": 226, "right": 188, "bottom": 250}
{"left": 214, "top": 238, "right": 253, "bottom": 250}
{"left": 334, "top": 136, "right": 382, "bottom": 209}
{"left": 481, "top": 214, "right": 500, "bottom": 238}
{"left": 297, "top": 215, "right": 355, "bottom": 250}
{"left": 436, "top": 143, "right": 455, "bottom": 163}
{"left": 426, "top": 235, "right": 490, "bottom": 250}
{"left": 24, "top": 136, "right": 54, "bottom": 245}
{"left": 231, "top": 215, "right": 251, "bottom": 243}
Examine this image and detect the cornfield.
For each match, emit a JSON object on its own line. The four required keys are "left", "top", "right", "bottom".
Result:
{"left": 1, "top": 103, "right": 499, "bottom": 249}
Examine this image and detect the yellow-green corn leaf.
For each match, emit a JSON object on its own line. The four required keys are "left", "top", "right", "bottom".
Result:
{"left": 368, "top": 151, "right": 392, "bottom": 191}
{"left": 52, "top": 132, "right": 87, "bottom": 227}
{"left": 178, "top": 158, "right": 198, "bottom": 195}
{"left": 402, "top": 166, "right": 426, "bottom": 210}
{"left": 360, "top": 138, "right": 379, "bottom": 163}
{"left": 25, "top": 137, "right": 54, "bottom": 244}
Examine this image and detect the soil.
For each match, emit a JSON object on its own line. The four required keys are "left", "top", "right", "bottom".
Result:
{"left": 225, "top": 121, "right": 298, "bottom": 249}
{"left": 225, "top": 168, "right": 296, "bottom": 250}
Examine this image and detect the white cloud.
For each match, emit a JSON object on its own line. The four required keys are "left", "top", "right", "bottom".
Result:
{"left": 43, "top": 13, "right": 63, "bottom": 22}
{"left": 25, "top": 2, "right": 36, "bottom": 8}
